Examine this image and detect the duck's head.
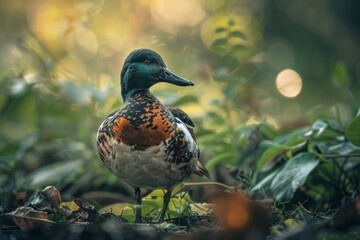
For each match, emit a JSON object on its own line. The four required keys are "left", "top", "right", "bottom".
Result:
{"left": 120, "top": 49, "right": 194, "bottom": 101}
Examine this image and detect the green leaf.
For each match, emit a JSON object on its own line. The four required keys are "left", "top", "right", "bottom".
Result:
{"left": 198, "top": 130, "right": 229, "bottom": 145}
{"left": 205, "top": 152, "right": 234, "bottom": 169}
{"left": 345, "top": 116, "right": 360, "bottom": 147}
{"left": 228, "top": 18, "right": 236, "bottom": 26}
{"left": 310, "top": 120, "right": 328, "bottom": 137}
{"left": 308, "top": 119, "right": 343, "bottom": 139}
{"left": 211, "top": 38, "right": 228, "bottom": 48}
{"left": 260, "top": 123, "right": 279, "bottom": 140}
{"left": 324, "top": 119, "right": 344, "bottom": 133}
{"left": 232, "top": 44, "right": 247, "bottom": 51}
{"left": 215, "top": 27, "right": 227, "bottom": 33}
{"left": 169, "top": 197, "right": 188, "bottom": 214}
{"left": 332, "top": 61, "right": 348, "bottom": 89}
{"left": 121, "top": 206, "right": 135, "bottom": 222}
{"left": 257, "top": 145, "right": 288, "bottom": 171}
{"left": 329, "top": 142, "right": 360, "bottom": 155}
{"left": 284, "top": 137, "right": 307, "bottom": 148}
{"left": 16, "top": 132, "right": 40, "bottom": 161}
{"left": 170, "top": 95, "right": 198, "bottom": 107}
{"left": 142, "top": 199, "right": 160, "bottom": 209}
{"left": 251, "top": 168, "right": 281, "bottom": 193}
{"left": 230, "top": 30, "right": 247, "bottom": 40}
{"left": 28, "top": 160, "right": 83, "bottom": 186}
{"left": 141, "top": 199, "right": 160, "bottom": 218}
{"left": 270, "top": 152, "right": 320, "bottom": 201}
{"left": 159, "top": 223, "right": 180, "bottom": 230}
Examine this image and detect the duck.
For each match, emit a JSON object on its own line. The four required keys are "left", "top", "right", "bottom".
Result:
{"left": 96, "top": 49, "right": 209, "bottom": 223}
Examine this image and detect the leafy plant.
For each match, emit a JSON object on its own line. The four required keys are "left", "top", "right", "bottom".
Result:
{"left": 247, "top": 118, "right": 360, "bottom": 207}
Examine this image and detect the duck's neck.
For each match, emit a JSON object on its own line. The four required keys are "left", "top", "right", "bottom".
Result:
{"left": 122, "top": 88, "right": 152, "bottom": 102}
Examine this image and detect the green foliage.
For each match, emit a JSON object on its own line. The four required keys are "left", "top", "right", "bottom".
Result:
{"left": 247, "top": 118, "right": 360, "bottom": 206}
{"left": 332, "top": 61, "right": 349, "bottom": 89}
{"left": 0, "top": 3, "right": 359, "bottom": 238}
{"left": 345, "top": 115, "right": 360, "bottom": 147}
{"left": 211, "top": 18, "right": 247, "bottom": 52}
{"left": 0, "top": 34, "right": 118, "bottom": 206}
{"left": 270, "top": 153, "right": 320, "bottom": 201}
{"left": 98, "top": 188, "right": 201, "bottom": 223}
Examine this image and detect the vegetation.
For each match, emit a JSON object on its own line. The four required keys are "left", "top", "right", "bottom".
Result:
{"left": 0, "top": 0, "right": 360, "bottom": 239}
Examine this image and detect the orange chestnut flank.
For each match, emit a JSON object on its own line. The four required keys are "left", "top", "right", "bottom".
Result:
{"left": 96, "top": 49, "right": 209, "bottom": 223}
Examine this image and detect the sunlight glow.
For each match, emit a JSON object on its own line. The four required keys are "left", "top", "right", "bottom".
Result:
{"left": 67, "top": 27, "right": 99, "bottom": 58}
{"left": 151, "top": 0, "right": 205, "bottom": 26}
{"left": 276, "top": 69, "right": 302, "bottom": 98}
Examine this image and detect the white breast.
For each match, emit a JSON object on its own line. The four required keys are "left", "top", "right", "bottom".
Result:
{"left": 100, "top": 140, "right": 193, "bottom": 189}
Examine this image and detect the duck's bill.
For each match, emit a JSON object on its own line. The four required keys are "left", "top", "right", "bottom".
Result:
{"left": 158, "top": 68, "right": 194, "bottom": 86}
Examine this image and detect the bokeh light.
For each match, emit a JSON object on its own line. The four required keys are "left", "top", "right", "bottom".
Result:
{"left": 276, "top": 69, "right": 303, "bottom": 98}
{"left": 0, "top": 0, "right": 358, "bottom": 130}
{"left": 151, "top": 0, "right": 205, "bottom": 27}
{"left": 212, "top": 194, "right": 250, "bottom": 229}
{"left": 227, "top": 203, "right": 249, "bottom": 228}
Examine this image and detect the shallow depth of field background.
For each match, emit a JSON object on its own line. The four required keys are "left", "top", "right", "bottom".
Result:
{"left": 0, "top": 0, "right": 359, "bottom": 205}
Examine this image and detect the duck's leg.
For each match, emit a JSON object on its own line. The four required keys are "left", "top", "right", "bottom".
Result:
{"left": 134, "top": 187, "right": 142, "bottom": 223}
{"left": 157, "top": 189, "right": 171, "bottom": 223}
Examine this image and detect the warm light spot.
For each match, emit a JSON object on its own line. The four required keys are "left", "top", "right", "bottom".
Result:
{"left": 151, "top": 0, "right": 205, "bottom": 27}
{"left": 212, "top": 194, "right": 250, "bottom": 229}
{"left": 98, "top": 74, "right": 113, "bottom": 92}
{"left": 67, "top": 27, "right": 99, "bottom": 58}
{"left": 276, "top": 69, "right": 302, "bottom": 98}
{"left": 227, "top": 204, "right": 249, "bottom": 228}
{"left": 27, "top": 1, "right": 68, "bottom": 51}
{"left": 56, "top": 57, "right": 87, "bottom": 81}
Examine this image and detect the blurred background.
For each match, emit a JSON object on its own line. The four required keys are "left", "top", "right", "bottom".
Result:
{"left": 0, "top": 0, "right": 359, "bottom": 207}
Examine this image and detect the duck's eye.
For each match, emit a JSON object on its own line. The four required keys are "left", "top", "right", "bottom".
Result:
{"left": 144, "top": 60, "right": 150, "bottom": 64}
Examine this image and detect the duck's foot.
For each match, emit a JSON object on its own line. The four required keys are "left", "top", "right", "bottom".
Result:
{"left": 134, "top": 187, "right": 142, "bottom": 223}
{"left": 135, "top": 207, "right": 142, "bottom": 223}
{"left": 156, "top": 190, "right": 172, "bottom": 223}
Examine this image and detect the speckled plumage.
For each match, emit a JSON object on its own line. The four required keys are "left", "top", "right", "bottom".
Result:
{"left": 97, "top": 91, "right": 202, "bottom": 189}
{"left": 96, "top": 49, "right": 209, "bottom": 222}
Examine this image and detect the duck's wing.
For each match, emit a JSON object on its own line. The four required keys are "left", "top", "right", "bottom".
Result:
{"left": 167, "top": 107, "right": 196, "bottom": 140}
{"left": 167, "top": 107, "right": 210, "bottom": 179}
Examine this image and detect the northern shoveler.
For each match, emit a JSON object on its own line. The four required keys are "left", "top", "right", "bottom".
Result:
{"left": 96, "top": 49, "right": 209, "bottom": 223}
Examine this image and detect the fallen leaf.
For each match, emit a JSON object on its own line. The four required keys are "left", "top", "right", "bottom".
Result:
{"left": 99, "top": 203, "right": 129, "bottom": 216}
{"left": 190, "top": 203, "right": 213, "bottom": 215}
{"left": 6, "top": 206, "right": 51, "bottom": 230}
{"left": 60, "top": 201, "right": 80, "bottom": 212}
{"left": 42, "top": 185, "right": 61, "bottom": 208}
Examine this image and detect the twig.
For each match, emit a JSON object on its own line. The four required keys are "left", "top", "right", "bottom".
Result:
{"left": 323, "top": 153, "right": 360, "bottom": 159}
{"left": 171, "top": 181, "right": 239, "bottom": 197}
{"left": 182, "top": 182, "right": 240, "bottom": 193}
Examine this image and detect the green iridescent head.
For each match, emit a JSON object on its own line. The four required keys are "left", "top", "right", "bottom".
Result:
{"left": 120, "top": 49, "right": 194, "bottom": 101}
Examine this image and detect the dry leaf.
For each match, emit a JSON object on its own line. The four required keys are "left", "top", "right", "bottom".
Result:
{"left": 42, "top": 185, "right": 61, "bottom": 208}
{"left": 190, "top": 203, "right": 213, "bottom": 215}
{"left": 60, "top": 201, "right": 80, "bottom": 212}
{"left": 6, "top": 206, "right": 51, "bottom": 230}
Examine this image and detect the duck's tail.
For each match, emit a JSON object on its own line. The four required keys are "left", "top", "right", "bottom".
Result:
{"left": 193, "top": 161, "right": 210, "bottom": 179}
